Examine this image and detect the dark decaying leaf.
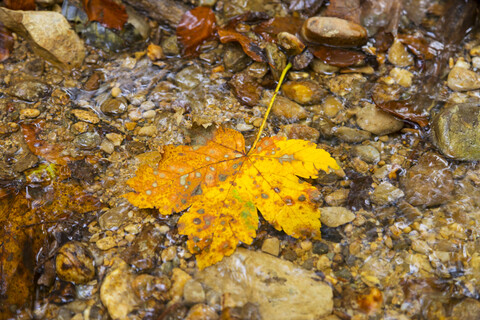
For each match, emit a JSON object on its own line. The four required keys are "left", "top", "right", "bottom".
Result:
{"left": 311, "top": 45, "right": 366, "bottom": 67}
{"left": 177, "top": 6, "right": 217, "bottom": 57}
{"left": 218, "top": 28, "right": 266, "bottom": 62}
{"left": 228, "top": 72, "right": 263, "bottom": 107}
{"left": 4, "top": 0, "right": 35, "bottom": 10}
{"left": 375, "top": 100, "right": 429, "bottom": 127}
{"left": 0, "top": 182, "right": 100, "bottom": 318}
{"left": 324, "top": 0, "right": 361, "bottom": 24}
{"left": 0, "top": 24, "right": 14, "bottom": 63}
{"left": 82, "top": 0, "right": 128, "bottom": 30}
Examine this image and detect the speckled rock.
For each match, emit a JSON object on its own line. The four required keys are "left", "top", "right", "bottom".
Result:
{"left": 101, "top": 98, "right": 128, "bottom": 116}
{"left": 175, "top": 65, "right": 204, "bottom": 90}
{"left": 74, "top": 131, "right": 101, "bottom": 150}
{"left": 320, "top": 207, "right": 355, "bottom": 227}
{"left": 169, "top": 268, "right": 193, "bottom": 302}
{"left": 451, "top": 298, "right": 480, "bottom": 320}
{"left": 400, "top": 153, "right": 454, "bottom": 207}
{"left": 387, "top": 40, "right": 414, "bottom": 67}
{"left": 183, "top": 280, "right": 205, "bottom": 305}
{"left": 371, "top": 181, "right": 404, "bottom": 206}
{"left": 100, "top": 259, "right": 141, "bottom": 320}
{"left": 261, "top": 237, "right": 280, "bottom": 256}
{"left": 333, "top": 126, "right": 371, "bottom": 143}
{"left": 7, "top": 80, "right": 50, "bottom": 102}
{"left": 122, "top": 224, "right": 163, "bottom": 270}
{"left": 56, "top": 241, "right": 95, "bottom": 284}
{"left": 432, "top": 103, "right": 480, "bottom": 160}
{"left": 268, "top": 94, "right": 308, "bottom": 120}
{"left": 196, "top": 248, "right": 333, "bottom": 320}
{"left": 301, "top": 17, "right": 367, "bottom": 47}
{"left": 351, "top": 145, "right": 380, "bottom": 163}
{"left": 356, "top": 103, "right": 404, "bottom": 135}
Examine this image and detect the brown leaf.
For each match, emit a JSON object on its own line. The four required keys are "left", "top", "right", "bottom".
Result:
{"left": 0, "top": 24, "right": 13, "bottom": 63}
{"left": 397, "top": 34, "right": 434, "bottom": 60}
{"left": 82, "top": 0, "right": 128, "bottom": 30}
{"left": 324, "top": 0, "right": 361, "bottom": 24}
{"left": 4, "top": 0, "right": 35, "bottom": 10}
{"left": 228, "top": 72, "right": 263, "bottom": 107}
{"left": 177, "top": 6, "right": 217, "bottom": 57}
{"left": 253, "top": 16, "right": 305, "bottom": 42}
{"left": 311, "top": 45, "right": 365, "bottom": 67}
{"left": 218, "top": 28, "right": 265, "bottom": 62}
{"left": 21, "top": 121, "right": 82, "bottom": 165}
{"left": 375, "top": 99, "right": 429, "bottom": 127}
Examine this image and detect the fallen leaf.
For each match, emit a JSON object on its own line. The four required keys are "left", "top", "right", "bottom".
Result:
{"left": 4, "top": 0, "right": 35, "bottom": 10}
{"left": 311, "top": 45, "right": 366, "bottom": 67}
{"left": 218, "top": 28, "right": 266, "bottom": 62}
{"left": 21, "top": 121, "right": 82, "bottom": 165}
{"left": 228, "top": 72, "right": 263, "bottom": 107}
{"left": 0, "top": 176, "right": 100, "bottom": 318}
{"left": 397, "top": 34, "right": 434, "bottom": 60}
{"left": 82, "top": 0, "right": 128, "bottom": 30}
{"left": 177, "top": 6, "right": 217, "bottom": 57}
{"left": 253, "top": 16, "right": 305, "bottom": 42}
{"left": 375, "top": 99, "right": 429, "bottom": 127}
{"left": 324, "top": 0, "right": 361, "bottom": 24}
{"left": 0, "top": 24, "right": 13, "bottom": 62}
{"left": 125, "top": 127, "right": 338, "bottom": 269}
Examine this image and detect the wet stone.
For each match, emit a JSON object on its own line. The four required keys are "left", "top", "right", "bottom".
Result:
{"left": 122, "top": 224, "right": 163, "bottom": 271}
{"left": 432, "top": 103, "right": 480, "bottom": 160}
{"left": 7, "top": 80, "right": 50, "bottom": 102}
{"left": 185, "top": 304, "right": 219, "bottom": 320}
{"left": 223, "top": 44, "right": 250, "bottom": 73}
{"left": 269, "top": 94, "right": 308, "bottom": 120}
{"left": 56, "top": 242, "right": 95, "bottom": 284}
{"left": 356, "top": 103, "right": 404, "bottom": 135}
{"left": 387, "top": 40, "right": 414, "bottom": 67}
{"left": 71, "top": 109, "right": 100, "bottom": 124}
{"left": 196, "top": 248, "right": 333, "bottom": 319}
{"left": 400, "top": 153, "right": 454, "bottom": 207}
{"left": 183, "top": 279, "right": 205, "bottom": 305}
{"left": 161, "top": 35, "right": 180, "bottom": 56}
{"left": 292, "top": 49, "right": 313, "bottom": 70}
{"left": 312, "top": 241, "right": 329, "bottom": 255}
{"left": 301, "top": 17, "right": 367, "bottom": 47}
{"left": 100, "top": 259, "right": 141, "bottom": 320}
{"left": 261, "top": 237, "right": 280, "bottom": 256}
{"left": 281, "top": 80, "right": 327, "bottom": 105}
{"left": 450, "top": 298, "right": 480, "bottom": 320}
{"left": 132, "top": 274, "right": 170, "bottom": 302}
{"left": 228, "top": 72, "right": 262, "bottom": 107}
{"left": 74, "top": 131, "right": 101, "bottom": 150}
{"left": 371, "top": 181, "right": 404, "bottom": 206}
{"left": 175, "top": 65, "right": 203, "bottom": 90}
{"left": 100, "top": 97, "right": 128, "bottom": 116}
{"left": 333, "top": 126, "right": 371, "bottom": 143}
{"left": 447, "top": 66, "right": 480, "bottom": 91}
{"left": 265, "top": 42, "right": 286, "bottom": 80}
{"left": 351, "top": 145, "right": 380, "bottom": 163}
{"left": 320, "top": 207, "right": 355, "bottom": 227}
{"left": 279, "top": 124, "right": 320, "bottom": 142}
{"left": 0, "top": 131, "right": 39, "bottom": 180}
{"left": 98, "top": 204, "right": 131, "bottom": 230}
{"left": 277, "top": 32, "right": 305, "bottom": 56}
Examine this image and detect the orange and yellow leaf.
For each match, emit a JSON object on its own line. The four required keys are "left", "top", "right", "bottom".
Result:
{"left": 125, "top": 127, "right": 339, "bottom": 269}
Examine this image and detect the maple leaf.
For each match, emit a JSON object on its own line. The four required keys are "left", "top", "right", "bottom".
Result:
{"left": 125, "top": 127, "right": 339, "bottom": 269}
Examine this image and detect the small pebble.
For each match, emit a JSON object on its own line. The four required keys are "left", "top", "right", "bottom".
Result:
{"left": 261, "top": 237, "right": 280, "bottom": 256}
{"left": 111, "top": 87, "right": 122, "bottom": 97}
{"left": 96, "top": 236, "right": 116, "bottom": 250}
{"left": 138, "top": 125, "right": 157, "bottom": 136}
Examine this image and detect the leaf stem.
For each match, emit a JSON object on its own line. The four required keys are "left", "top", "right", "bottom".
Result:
{"left": 248, "top": 62, "right": 292, "bottom": 154}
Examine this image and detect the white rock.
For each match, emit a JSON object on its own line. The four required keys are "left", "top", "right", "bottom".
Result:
{"left": 0, "top": 8, "right": 85, "bottom": 69}
{"left": 320, "top": 207, "right": 355, "bottom": 227}
{"left": 447, "top": 66, "right": 480, "bottom": 91}
{"left": 196, "top": 248, "right": 333, "bottom": 320}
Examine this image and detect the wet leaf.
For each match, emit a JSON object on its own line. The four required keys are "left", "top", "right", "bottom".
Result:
{"left": 253, "top": 16, "right": 305, "bottom": 42}
{"left": 375, "top": 100, "right": 429, "bottom": 127}
{"left": 324, "top": 0, "right": 361, "bottom": 24}
{"left": 177, "top": 7, "right": 217, "bottom": 57}
{"left": 218, "top": 28, "right": 266, "bottom": 62}
{"left": 0, "top": 24, "right": 13, "bottom": 63}
{"left": 125, "top": 127, "right": 338, "bottom": 269}
{"left": 4, "top": 0, "right": 35, "bottom": 10}
{"left": 21, "top": 122, "right": 82, "bottom": 165}
{"left": 0, "top": 178, "right": 100, "bottom": 318}
{"left": 397, "top": 34, "right": 434, "bottom": 60}
{"left": 228, "top": 72, "right": 263, "bottom": 107}
{"left": 82, "top": 0, "right": 128, "bottom": 30}
{"left": 311, "top": 45, "right": 366, "bottom": 68}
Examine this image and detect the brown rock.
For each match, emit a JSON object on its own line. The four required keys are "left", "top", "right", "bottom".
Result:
{"left": 0, "top": 8, "right": 85, "bottom": 69}
{"left": 400, "top": 153, "right": 454, "bottom": 207}
{"left": 447, "top": 66, "right": 480, "bottom": 91}
{"left": 55, "top": 242, "right": 95, "bottom": 284}
{"left": 266, "top": 94, "right": 308, "bottom": 120}
{"left": 281, "top": 80, "right": 327, "bottom": 105}
{"left": 301, "top": 17, "right": 367, "bottom": 47}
